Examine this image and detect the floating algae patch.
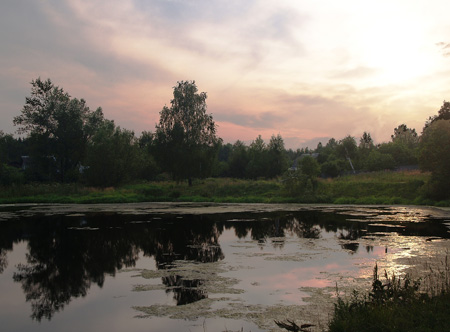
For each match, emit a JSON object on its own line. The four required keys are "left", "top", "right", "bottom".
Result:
{"left": 131, "top": 256, "right": 339, "bottom": 331}
{"left": 134, "top": 260, "right": 245, "bottom": 297}
{"left": 134, "top": 298, "right": 333, "bottom": 332}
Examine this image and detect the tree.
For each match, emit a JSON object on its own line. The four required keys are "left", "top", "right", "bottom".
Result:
{"left": 391, "top": 124, "right": 419, "bottom": 148}
{"left": 283, "top": 155, "right": 320, "bottom": 197}
{"left": 378, "top": 141, "right": 417, "bottom": 166}
{"left": 300, "top": 155, "right": 321, "bottom": 178}
{"left": 246, "top": 135, "right": 268, "bottom": 179}
{"left": 419, "top": 119, "right": 450, "bottom": 199}
{"left": 424, "top": 100, "right": 450, "bottom": 130}
{"left": 13, "top": 78, "right": 104, "bottom": 182}
{"left": 84, "top": 120, "right": 140, "bottom": 187}
{"left": 364, "top": 150, "right": 395, "bottom": 171}
{"left": 228, "top": 140, "right": 249, "bottom": 178}
{"left": 359, "top": 132, "right": 374, "bottom": 150}
{"left": 266, "top": 134, "right": 289, "bottom": 178}
{"left": 336, "top": 135, "right": 357, "bottom": 173}
{"left": 154, "top": 81, "right": 221, "bottom": 185}
{"left": 358, "top": 132, "right": 374, "bottom": 167}
{"left": 137, "top": 131, "right": 160, "bottom": 181}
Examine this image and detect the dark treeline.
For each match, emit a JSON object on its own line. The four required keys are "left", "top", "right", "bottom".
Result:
{"left": 1, "top": 78, "right": 449, "bottom": 199}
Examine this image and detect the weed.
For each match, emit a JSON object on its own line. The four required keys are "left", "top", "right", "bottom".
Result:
{"left": 328, "top": 263, "right": 450, "bottom": 332}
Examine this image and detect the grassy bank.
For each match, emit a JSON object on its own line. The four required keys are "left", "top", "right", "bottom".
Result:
{"left": 327, "top": 261, "right": 450, "bottom": 332}
{"left": 0, "top": 170, "right": 449, "bottom": 206}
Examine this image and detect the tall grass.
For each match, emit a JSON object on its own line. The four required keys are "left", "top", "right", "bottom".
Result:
{"left": 1, "top": 170, "right": 449, "bottom": 206}
{"left": 328, "top": 261, "right": 450, "bottom": 332}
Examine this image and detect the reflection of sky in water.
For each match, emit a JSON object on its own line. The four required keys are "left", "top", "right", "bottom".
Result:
{"left": 218, "top": 229, "right": 389, "bottom": 306}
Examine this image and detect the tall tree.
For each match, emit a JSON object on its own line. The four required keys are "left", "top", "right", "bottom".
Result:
{"left": 267, "top": 134, "right": 288, "bottom": 178}
{"left": 246, "top": 135, "right": 268, "bottom": 179}
{"left": 84, "top": 120, "right": 139, "bottom": 187}
{"left": 13, "top": 78, "right": 104, "bottom": 182}
{"left": 154, "top": 81, "right": 221, "bottom": 185}
{"left": 424, "top": 100, "right": 450, "bottom": 130}
{"left": 336, "top": 135, "right": 357, "bottom": 173}
{"left": 228, "top": 140, "right": 249, "bottom": 178}
{"left": 359, "top": 132, "right": 374, "bottom": 150}
{"left": 419, "top": 119, "right": 450, "bottom": 199}
{"left": 391, "top": 124, "right": 419, "bottom": 148}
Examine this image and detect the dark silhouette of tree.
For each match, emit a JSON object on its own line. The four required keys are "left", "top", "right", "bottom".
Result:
{"left": 424, "top": 100, "right": 450, "bottom": 130}
{"left": 154, "top": 81, "right": 221, "bottom": 185}
{"left": 84, "top": 120, "right": 140, "bottom": 187}
{"left": 419, "top": 119, "right": 450, "bottom": 199}
{"left": 228, "top": 140, "right": 249, "bottom": 178}
{"left": 13, "top": 78, "right": 104, "bottom": 182}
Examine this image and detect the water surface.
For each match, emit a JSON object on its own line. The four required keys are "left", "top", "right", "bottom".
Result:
{"left": 0, "top": 203, "right": 449, "bottom": 331}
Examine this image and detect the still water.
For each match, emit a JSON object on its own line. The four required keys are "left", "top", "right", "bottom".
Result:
{"left": 0, "top": 203, "right": 449, "bottom": 332}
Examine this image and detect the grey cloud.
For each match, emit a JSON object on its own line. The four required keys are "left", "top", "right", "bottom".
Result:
{"left": 134, "top": 0, "right": 257, "bottom": 23}
{"left": 215, "top": 110, "right": 284, "bottom": 129}
{"left": 0, "top": 1, "right": 172, "bottom": 84}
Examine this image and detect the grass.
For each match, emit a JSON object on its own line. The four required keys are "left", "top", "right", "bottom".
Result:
{"left": 0, "top": 170, "right": 449, "bottom": 206}
{"left": 327, "top": 259, "right": 450, "bottom": 332}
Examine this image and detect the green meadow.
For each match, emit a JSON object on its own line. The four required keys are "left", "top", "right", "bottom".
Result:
{"left": 1, "top": 170, "right": 449, "bottom": 206}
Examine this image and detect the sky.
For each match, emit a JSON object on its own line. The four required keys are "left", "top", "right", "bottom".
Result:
{"left": 1, "top": 0, "right": 450, "bottom": 149}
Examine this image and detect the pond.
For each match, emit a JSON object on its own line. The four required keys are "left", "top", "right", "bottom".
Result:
{"left": 0, "top": 203, "right": 449, "bottom": 332}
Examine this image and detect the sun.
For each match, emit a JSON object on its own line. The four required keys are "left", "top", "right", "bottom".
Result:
{"left": 360, "top": 17, "right": 434, "bottom": 84}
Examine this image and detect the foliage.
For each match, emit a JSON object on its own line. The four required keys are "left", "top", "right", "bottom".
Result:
{"left": 154, "top": 81, "right": 221, "bottom": 185}
{"left": 0, "top": 163, "right": 24, "bottom": 185}
{"left": 391, "top": 124, "right": 419, "bottom": 148}
{"left": 246, "top": 135, "right": 269, "bottom": 179}
{"left": 364, "top": 150, "right": 395, "bottom": 171}
{"left": 359, "top": 131, "right": 374, "bottom": 150}
{"left": 0, "top": 170, "right": 440, "bottom": 205}
{"left": 320, "top": 159, "right": 343, "bottom": 178}
{"left": 227, "top": 140, "right": 249, "bottom": 178}
{"left": 377, "top": 142, "right": 418, "bottom": 166}
{"left": 328, "top": 264, "right": 450, "bottom": 332}
{"left": 282, "top": 156, "right": 320, "bottom": 197}
{"left": 424, "top": 100, "right": 450, "bottom": 129}
{"left": 419, "top": 119, "right": 450, "bottom": 199}
{"left": 13, "top": 78, "right": 104, "bottom": 182}
{"left": 336, "top": 135, "right": 358, "bottom": 160}
{"left": 266, "top": 134, "right": 289, "bottom": 178}
{"left": 83, "top": 120, "right": 140, "bottom": 187}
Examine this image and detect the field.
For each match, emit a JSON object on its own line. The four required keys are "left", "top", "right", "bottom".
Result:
{"left": 0, "top": 170, "right": 449, "bottom": 206}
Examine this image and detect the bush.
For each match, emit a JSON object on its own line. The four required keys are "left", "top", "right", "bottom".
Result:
{"left": 328, "top": 264, "right": 450, "bottom": 332}
{"left": 0, "top": 164, "right": 24, "bottom": 185}
{"left": 365, "top": 150, "right": 395, "bottom": 171}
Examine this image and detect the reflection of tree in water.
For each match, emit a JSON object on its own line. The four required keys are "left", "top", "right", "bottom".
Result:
{"left": 149, "top": 219, "right": 224, "bottom": 268}
{"left": 0, "top": 249, "right": 7, "bottom": 274}
{"left": 338, "top": 227, "right": 365, "bottom": 254}
{"left": 229, "top": 214, "right": 322, "bottom": 250}
{"left": 7, "top": 214, "right": 225, "bottom": 320}
{"left": 162, "top": 275, "right": 207, "bottom": 305}
{"left": 12, "top": 219, "right": 140, "bottom": 321}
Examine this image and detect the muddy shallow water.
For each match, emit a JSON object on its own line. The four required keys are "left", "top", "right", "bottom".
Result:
{"left": 0, "top": 203, "right": 449, "bottom": 332}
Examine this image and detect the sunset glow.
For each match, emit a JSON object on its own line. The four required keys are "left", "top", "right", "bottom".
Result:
{"left": 1, "top": 0, "right": 450, "bottom": 148}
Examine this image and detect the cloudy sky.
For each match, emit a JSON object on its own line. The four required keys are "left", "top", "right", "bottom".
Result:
{"left": 1, "top": 0, "right": 450, "bottom": 149}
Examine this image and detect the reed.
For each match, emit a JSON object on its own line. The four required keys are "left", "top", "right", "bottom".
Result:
{"left": 327, "top": 262, "right": 450, "bottom": 332}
